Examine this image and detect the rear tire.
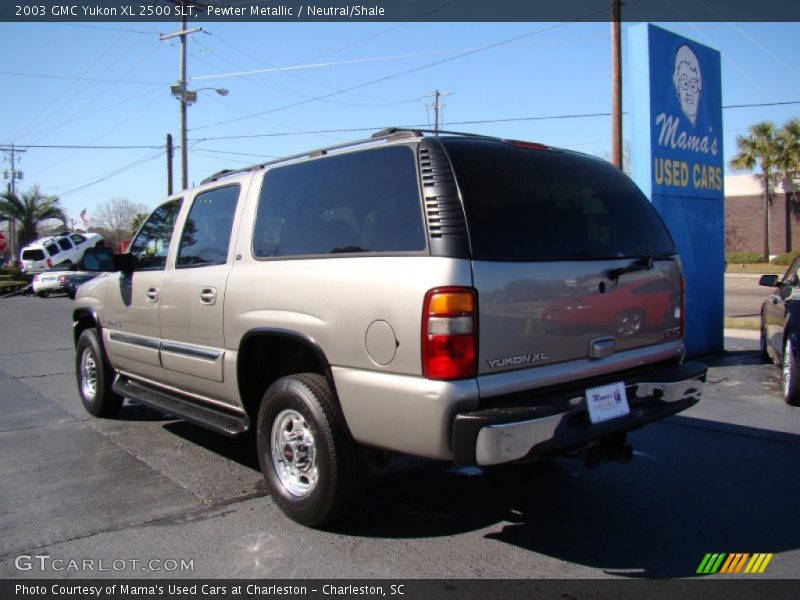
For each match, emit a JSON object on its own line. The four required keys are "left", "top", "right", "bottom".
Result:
{"left": 782, "top": 336, "right": 800, "bottom": 406}
{"left": 256, "top": 373, "right": 367, "bottom": 527}
{"left": 76, "top": 328, "right": 123, "bottom": 417}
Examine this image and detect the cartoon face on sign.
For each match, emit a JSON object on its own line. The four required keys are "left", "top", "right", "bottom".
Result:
{"left": 672, "top": 44, "right": 702, "bottom": 126}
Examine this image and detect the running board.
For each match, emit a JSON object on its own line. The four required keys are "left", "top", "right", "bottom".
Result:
{"left": 113, "top": 375, "right": 249, "bottom": 436}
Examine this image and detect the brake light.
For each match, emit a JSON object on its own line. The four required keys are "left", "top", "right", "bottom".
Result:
{"left": 505, "top": 139, "right": 550, "bottom": 151}
{"left": 58, "top": 275, "right": 69, "bottom": 284}
{"left": 422, "top": 287, "right": 477, "bottom": 380}
{"left": 46, "top": 258, "right": 53, "bottom": 268}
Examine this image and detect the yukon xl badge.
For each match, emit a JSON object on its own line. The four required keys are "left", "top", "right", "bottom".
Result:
{"left": 487, "top": 353, "right": 549, "bottom": 369}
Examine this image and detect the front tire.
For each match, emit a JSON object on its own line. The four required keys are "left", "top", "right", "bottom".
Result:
{"left": 782, "top": 336, "right": 800, "bottom": 406}
{"left": 256, "top": 373, "right": 366, "bottom": 527}
{"left": 76, "top": 328, "right": 123, "bottom": 417}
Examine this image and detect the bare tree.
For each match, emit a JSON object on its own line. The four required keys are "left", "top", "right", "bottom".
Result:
{"left": 91, "top": 198, "right": 149, "bottom": 251}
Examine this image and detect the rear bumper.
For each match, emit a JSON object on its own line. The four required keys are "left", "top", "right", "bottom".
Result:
{"left": 452, "top": 360, "right": 706, "bottom": 466}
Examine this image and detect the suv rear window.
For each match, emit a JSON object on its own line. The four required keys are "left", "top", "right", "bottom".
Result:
{"left": 441, "top": 138, "right": 675, "bottom": 261}
{"left": 253, "top": 145, "right": 425, "bottom": 257}
{"left": 22, "top": 249, "right": 46, "bottom": 261}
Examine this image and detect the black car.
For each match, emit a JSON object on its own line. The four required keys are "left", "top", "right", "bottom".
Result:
{"left": 57, "top": 271, "right": 100, "bottom": 300}
{"left": 759, "top": 262, "right": 800, "bottom": 405}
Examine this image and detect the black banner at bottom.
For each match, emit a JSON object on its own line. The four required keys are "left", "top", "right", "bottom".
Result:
{"left": 3, "top": 579, "right": 799, "bottom": 600}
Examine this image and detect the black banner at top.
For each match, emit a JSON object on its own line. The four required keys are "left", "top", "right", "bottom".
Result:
{"left": 3, "top": 0, "right": 800, "bottom": 23}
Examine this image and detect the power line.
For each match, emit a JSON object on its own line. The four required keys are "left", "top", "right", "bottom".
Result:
{"left": 0, "top": 70, "right": 166, "bottom": 86}
{"left": 7, "top": 144, "right": 164, "bottom": 149}
{"left": 191, "top": 17, "right": 605, "bottom": 132}
{"left": 3, "top": 99, "right": 796, "bottom": 150}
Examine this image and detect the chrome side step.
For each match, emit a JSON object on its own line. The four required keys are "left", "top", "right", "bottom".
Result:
{"left": 113, "top": 375, "right": 249, "bottom": 436}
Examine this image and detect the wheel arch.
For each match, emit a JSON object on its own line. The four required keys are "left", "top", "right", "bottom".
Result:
{"left": 73, "top": 307, "right": 100, "bottom": 348}
{"left": 236, "top": 328, "right": 352, "bottom": 439}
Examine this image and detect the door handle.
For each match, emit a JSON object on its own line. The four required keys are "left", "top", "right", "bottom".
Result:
{"left": 200, "top": 287, "right": 217, "bottom": 306}
{"left": 146, "top": 287, "right": 160, "bottom": 303}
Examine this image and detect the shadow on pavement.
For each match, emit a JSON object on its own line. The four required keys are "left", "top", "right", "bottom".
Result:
{"left": 333, "top": 416, "right": 800, "bottom": 578}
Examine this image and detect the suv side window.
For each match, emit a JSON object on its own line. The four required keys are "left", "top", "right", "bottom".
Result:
{"left": 46, "top": 243, "right": 60, "bottom": 256}
{"left": 177, "top": 185, "right": 240, "bottom": 268}
{"left": 70, "top": 234, "right": 86, "bottom": 245}
{"left": 253, "top": 146, "right": 425, "bottom": 258}
{"left": 57, "top": 237, "right": 73, "bottom": 251}
{"left": 129, "top": 198, "right": 183, "bottom": 271}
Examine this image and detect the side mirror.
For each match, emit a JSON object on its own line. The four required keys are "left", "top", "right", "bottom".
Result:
{"left": 759, "top": 274, "right": 780, "bottom": 287}
{"left": 81, "top": 247, "right": 115, "bottom": 272}
{"left": 81, "top": 247, "right": 140, "bottom": 276}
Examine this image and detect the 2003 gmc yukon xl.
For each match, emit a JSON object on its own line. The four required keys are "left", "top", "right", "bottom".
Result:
{"left": 73, "top": 128, "right": 706, "bottom": 526}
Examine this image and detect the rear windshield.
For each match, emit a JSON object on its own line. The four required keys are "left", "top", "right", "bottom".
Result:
{"left": 22, "top": 249, "right": 46, "bottom": 261}
{"left": 441, "top": 138, "right": 676, "bottom": 261}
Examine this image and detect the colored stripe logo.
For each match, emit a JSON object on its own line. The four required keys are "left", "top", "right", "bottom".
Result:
{"left": 696, "top": 553, "right": 773, "bottom": 574}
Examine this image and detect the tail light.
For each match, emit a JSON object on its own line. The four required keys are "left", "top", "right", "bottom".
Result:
{"left": 46, "top": 258, "right": 53, "bottom": 268}
{"left": 422, "top": 287, "right": 478, "bottom": 380}
{"left": 58, "top": 275, "right": 69, "bottom": 285}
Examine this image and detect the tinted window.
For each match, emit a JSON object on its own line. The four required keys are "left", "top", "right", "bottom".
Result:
{"left": 129, "top": 198, "right": 183, "bottom": 270}
{"left": 46, "top": 243, "right": 60, "bottom": 256}
{"left": 253, "top": 146, "right": 425, "bottom": 258}
{"left": 441, "top": 138, "right": 676, "bottom": 261}
{"left": 22, "top": 249, "right": 46, "bottom": 261}
{"left": 70, "top": 234, "right": 86, "bottom": 245}
{"left": 177, "top": 185, "right": 239, "bottom": 268}
{"left": 57, "top": 238, "right": 73, "bottom": 251}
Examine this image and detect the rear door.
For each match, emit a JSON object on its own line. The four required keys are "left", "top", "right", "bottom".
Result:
{"left": 440, "top": 138, "right": 682, "bottom": 375}
{"left": 159, "top": 184, "right": 242, "bottom": 390}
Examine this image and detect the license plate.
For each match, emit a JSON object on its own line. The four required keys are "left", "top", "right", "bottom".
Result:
{"left": 586, "top": 381, "right": 630, "bottom": 424}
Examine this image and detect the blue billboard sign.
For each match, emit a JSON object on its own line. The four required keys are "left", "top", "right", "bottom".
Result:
{"left": 630, "top": 24, "right": 724, "bottom": 356}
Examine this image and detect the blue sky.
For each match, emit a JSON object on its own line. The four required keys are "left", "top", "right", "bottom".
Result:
{"left": 1, "top": 20, "right": 799, "bottom": 225}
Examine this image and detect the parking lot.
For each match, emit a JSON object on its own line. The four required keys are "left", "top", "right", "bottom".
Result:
{"left": 0, "top": 294, "right": 798, "bottom": 579}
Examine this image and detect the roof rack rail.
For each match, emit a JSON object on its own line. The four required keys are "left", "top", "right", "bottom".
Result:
{"left": 196, "top": 126, "right": 504, "bottom": 186}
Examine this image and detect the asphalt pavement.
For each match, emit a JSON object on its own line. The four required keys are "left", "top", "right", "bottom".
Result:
{"left": 0, "top": 296, "right": 798, "bottom": 580}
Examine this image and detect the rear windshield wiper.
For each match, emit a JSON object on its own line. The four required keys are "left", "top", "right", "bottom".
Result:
{"left": 606, "top": 253, "right": 675, "bottom": 283}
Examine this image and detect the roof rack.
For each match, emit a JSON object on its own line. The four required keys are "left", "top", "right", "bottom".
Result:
{"left": 198, "top": 126, "right": 508, "bottom": 185}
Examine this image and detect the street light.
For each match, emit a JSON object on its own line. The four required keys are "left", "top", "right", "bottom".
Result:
{"left": 170, "top": 84, "right": 229, "bottom": 189}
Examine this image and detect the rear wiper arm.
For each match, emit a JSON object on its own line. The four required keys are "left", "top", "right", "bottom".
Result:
{"left": 606, "top": 253, "right": 675, "bottom": 283}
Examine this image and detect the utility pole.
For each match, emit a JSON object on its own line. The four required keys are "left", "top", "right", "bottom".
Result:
{"left": 425, "top": 89, "right": 452, "bottom": 134}
{"left": 160, "top": 5, "right": 202, "bottom": 191}
{"left": 1, "top": 143, "right": 27, "bottom": 263}
{"left": 166, "top": 134, "right": 174, "bottom": 196}
{"left": 610, "top": 0, "right": 623, "bottom": 170}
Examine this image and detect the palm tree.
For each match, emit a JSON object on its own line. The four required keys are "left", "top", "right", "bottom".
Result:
{"left": 0, "top": 185, "right": 67, "bottom": 248}
{"left": 730, "top": 121, "right": 782, "bottom": 261}
{"left": 778, "top": 118, "right": 800, "bottom": 251}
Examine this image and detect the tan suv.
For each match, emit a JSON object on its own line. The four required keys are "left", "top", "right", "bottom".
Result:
{"left": 73, "top": 129, "right": 706, "bottom": 526}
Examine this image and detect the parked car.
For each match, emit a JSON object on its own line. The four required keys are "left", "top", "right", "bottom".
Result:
{"left": 759, "top": 261, "right": 800, "bottom": 405}
{"left": 20, "top": 232, "right": 103, "bottom": 273}
{"left": 31, "top": 263, "right": 79, "bottom": 297}
{"left": 58, "top": 271, "right": 101, "bottom": 300}
{"left": 73, "top": 128, "right": 706, "bottom": 527}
